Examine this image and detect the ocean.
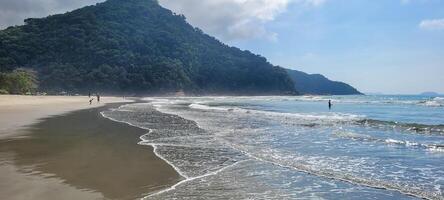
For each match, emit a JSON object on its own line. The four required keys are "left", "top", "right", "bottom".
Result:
{"left": 102, "top": 95, "right": 444, "bottom": 199}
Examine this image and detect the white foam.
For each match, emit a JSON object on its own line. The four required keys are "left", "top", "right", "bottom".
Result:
{"left": 145, "top": 95, "right": 444, "bottom": 109}
{"left": 385, "top": 138, "right": 405, "bottom": 145}
{"left": 427, "top": 145, "right": 444, "bottom": 153}
{"left": 189, "top": 103, "right": 227, "bottom": 111}
{"left": 102, "top": 99, "right": 444, "bottom": 200}
{"left": 334, "top": 131, "right": 436, "bottom": 151}
{"left": 188, "top": 102, "right": 364, "bottom": 124}
{"left": 385, "top": 138, "right": 416, "bottom": 146}
{"left": 220, "top": 139, "right": 441, "bottom": 200}
{"left": 333, "top": 131, "right": 374, "bottom": 141}
{"left": 415, "top": 97, "right": 444, "bottom": 107}
{"left": 101, "top": 109, "right": 189, "bottom": 179}
{"left": 383, "top": 138, "right": 442, "bottom": 151}
{"left": 142, "top": 160, "right": 248, "bottom": 199}
{"left": 101, "top": 104, "right": 254, "bottom": 199}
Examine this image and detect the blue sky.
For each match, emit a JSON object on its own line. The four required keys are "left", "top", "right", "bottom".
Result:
{"left": 225, "top": 0, "right": 444, "bottom": 94}
{"left": 1, "top": 0, "right": 443, "bottom": 94}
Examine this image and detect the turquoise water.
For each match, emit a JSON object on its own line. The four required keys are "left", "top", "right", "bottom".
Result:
{"left": 103, "top": 95, "right": 444, "bottom": 199}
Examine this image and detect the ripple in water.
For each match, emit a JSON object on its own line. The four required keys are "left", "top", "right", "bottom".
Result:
{"left": 102, "top": 96, "right": 444, "bottom": 200}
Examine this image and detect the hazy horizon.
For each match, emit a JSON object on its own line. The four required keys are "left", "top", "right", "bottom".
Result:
{"left": 1, "top": 0, "right": 443, "bottom": 94}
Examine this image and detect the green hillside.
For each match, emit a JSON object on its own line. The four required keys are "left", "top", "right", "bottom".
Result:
{"left": 0, "top": 0, "right": 296, "bottom": 95}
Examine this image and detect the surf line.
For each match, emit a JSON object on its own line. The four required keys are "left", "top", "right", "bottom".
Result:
{"left": 153, "top": 102, "right": 442, "bottom": 200}
{"left": 100, "top": 107, "right": 188, "bottom": 178}
{"left": 142, "top": 159, "right": 249, "bottom": 199}
{"left": 100, "top": 106, "right": 249, "bottom": 199}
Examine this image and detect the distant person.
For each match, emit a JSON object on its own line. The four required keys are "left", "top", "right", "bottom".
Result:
{"left": 328, "top": 100, "right": 332, "bottom": 110}
{"left": 88, "top": 92, "right": 91, "bottom": 98}
{"left": 89, "top": 98, "right": 94, "bottom": 105}
{"left": 96, "top": 94, "right": 100, "bottom": 103}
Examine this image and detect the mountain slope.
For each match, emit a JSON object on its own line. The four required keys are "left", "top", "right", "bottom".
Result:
{"left": 286, "top": 69, "right": 361, "bottom": 95}
{"left": 0, "top": 0, "right": 296, "bottom": 95}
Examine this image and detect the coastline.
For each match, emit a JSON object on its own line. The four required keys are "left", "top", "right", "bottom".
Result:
{"left": 0, "top": 95, "right": 181, "bottom": 199}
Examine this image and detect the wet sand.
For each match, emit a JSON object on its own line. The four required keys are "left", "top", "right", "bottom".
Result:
{"left": 0, "top": 97, "right": 181, "bottom": 200}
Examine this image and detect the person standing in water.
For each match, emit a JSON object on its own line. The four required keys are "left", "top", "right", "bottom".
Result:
{"left": 328, "top": 100, "right": 332, "bottom": 110}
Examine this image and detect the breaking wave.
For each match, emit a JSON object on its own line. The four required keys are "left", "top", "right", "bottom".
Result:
{"left": 100, "top": 98, "right": 444, "bottom": 200}
{"left": 334, "top": 131, "right": 444, "bottom": 153}
{"left": 189, "top": 102, "right": 444, "bottom": 135}
{"left": 357, "top": 119, "right": 444, "bottom": 135}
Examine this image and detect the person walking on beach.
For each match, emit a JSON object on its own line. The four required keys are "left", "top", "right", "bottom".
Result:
{"left": 328, "top": 100, "right": 332, "bottom": 110}
{"left": 89, "top": 98, "right": 94, "bottom": 105}
{"left": 96, "top": 94, "right": 100, "bottom": 103}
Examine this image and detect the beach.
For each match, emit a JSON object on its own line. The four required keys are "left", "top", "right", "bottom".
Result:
{"left": 0, "top": 95, "right": 180, "bottom": 200}
{"left": 0, "top": 95, "right": 128, "bottom": 139}
{"left": 1, "top": 95, "right": 443, "bottom": 199}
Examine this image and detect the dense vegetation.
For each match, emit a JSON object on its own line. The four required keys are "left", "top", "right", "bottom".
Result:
{"left": 0, "top": 0, "right": 296, "bottom": 95}
{"left": 0, "top": 69, "right": 38, "bottom": 94}
{"left": 286, "top": 69, "right": 361, "bottom": 95}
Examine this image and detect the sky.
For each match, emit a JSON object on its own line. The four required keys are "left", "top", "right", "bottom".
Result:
{"left": 1, "top": 0, "right": 443, "bottom": 94}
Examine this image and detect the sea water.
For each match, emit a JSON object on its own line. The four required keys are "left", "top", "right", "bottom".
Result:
{"left": 102, "top": 95, "right": 444, "bottom": 199}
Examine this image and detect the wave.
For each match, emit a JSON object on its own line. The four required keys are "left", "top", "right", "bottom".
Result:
{"left": 145, "top": 95, "right": 444, "bottom": 108}
{"left": 333, "top": 131, "right": 444, "bottom": 153}
{"left": 428, "top": 145, "right": 444, "bottom": 153}
{"left": 101, "top": 106, "right": 191, "bottom": 180}
{"left": 101, "top": 103, "right": 249, "bottom": 198}
{"left": 102, "top": 101, "right": 444, "bottom": 199}
{"left": 333, "top": 131, "right": 379, "bottom": 142}
{"left": 296, "top": 96, "right": 444, "bottom": 107}
{"left": 223, "top": 141, "right": 444, "bottom": 200}
{"left": 142, "top": 160, "right": 248, "bottom": 199}
{"left": 422, "top": 97, "right": 444, "bottom": 107}
{"left": 357, "top": 119, "right": 444, "bottom": 135}
{"left": 384, "top": 139, "right": 444, "bottom": 153}
{"left": 242, "top": 95, "right": 442, "bottom": 107}
{"left": 158, "top": 101, "right": 444, "bottom": 199}
{"left": 277, "top": 95, "right": 443, "bottom": 107}
{"left": 188, "top": 103, "right": 364, "bottom": 123}
{"left": 189, "top": 102, "right": 444, "bottom": 135}
{"left": 189, "top": 103, "right": 227, "bottom": 111}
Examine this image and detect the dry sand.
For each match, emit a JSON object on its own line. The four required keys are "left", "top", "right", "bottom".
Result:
{"left": 0, "top": 95, "right": 131, "bottom": 139}
{"left": 0, "top": 95, "right": 180, "bottom": 200}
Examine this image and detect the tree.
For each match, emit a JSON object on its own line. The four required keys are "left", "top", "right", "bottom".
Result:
{"left": 0, "top": 0, "right": 296, "bottom": 95}
{"left": 0, "top": 69, "right": 38, "bottom": 94}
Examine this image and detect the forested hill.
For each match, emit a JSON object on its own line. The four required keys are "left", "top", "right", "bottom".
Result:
{"left": 0, "top": 0, "right": 296, "bottom": 95}
{"left": 286, "top": 69, "right": 362, "bottom": 95}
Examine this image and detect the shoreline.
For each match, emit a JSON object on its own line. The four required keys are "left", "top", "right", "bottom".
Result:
{"left": 100, "top": 113, "right": 189, "bottom": 178}
{"left": 0, "top": 96, "right": 181, "bottom": 199}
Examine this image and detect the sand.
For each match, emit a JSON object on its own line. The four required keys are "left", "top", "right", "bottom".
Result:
{"left": 0, "top": 95, "right": 180, "bottom": 200}
{"left": 0, "top": 95, "right": 130, "bottom": 139}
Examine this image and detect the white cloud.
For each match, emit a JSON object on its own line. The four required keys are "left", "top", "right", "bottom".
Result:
{"left": 419, "top": 18, "right": 444, "bottom": 30}
{"left": 0, "top": 0, "right": 328, "bottom": 41}
{"left": 158, "top": 0, "right": 327, "bottom": 41}
{"left": 0, "top": 0, "right": 104, "bottom": 29}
